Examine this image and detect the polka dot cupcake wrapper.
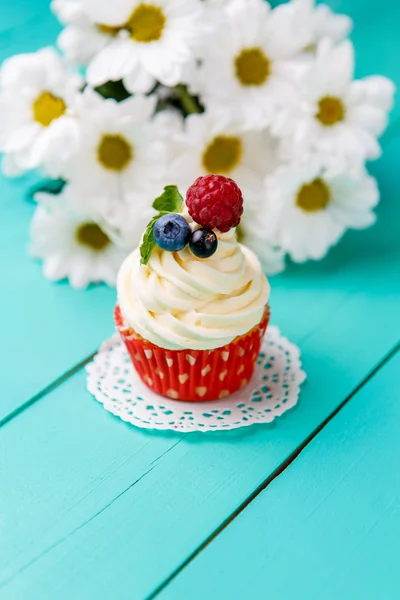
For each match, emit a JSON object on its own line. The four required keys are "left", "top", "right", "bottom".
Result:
{"left": 114, "top": 305, "right": 270, "bottom": 402}
{"left": 86, "top": 326, "right": 306, "bottom": 433}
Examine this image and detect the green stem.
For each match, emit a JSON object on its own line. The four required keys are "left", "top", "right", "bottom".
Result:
{"left": 175, "top": 84, "right": 202, "bottom": 115}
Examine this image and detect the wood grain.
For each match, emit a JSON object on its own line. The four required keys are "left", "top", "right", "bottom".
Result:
{"left": 155, "top": 350, "right": 400, "bottom": 600}
{"left": 0, "top": 174, "right": 115, "bottom": 422}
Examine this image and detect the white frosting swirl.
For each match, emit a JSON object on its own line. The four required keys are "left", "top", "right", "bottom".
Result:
{"left": 117, "top": 228, "right": 270, "bottom": 350}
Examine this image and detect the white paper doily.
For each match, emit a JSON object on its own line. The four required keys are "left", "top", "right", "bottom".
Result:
{"left": 87, "top": 326, "right": 305, "bottom": 432}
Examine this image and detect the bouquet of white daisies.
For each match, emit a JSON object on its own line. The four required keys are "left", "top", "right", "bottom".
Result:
{"left": 0, "top": 0, "right": 395, "bottom": 289}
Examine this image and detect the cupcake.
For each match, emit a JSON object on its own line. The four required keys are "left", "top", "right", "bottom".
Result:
{"left": 116, "top": 174, "right": 270, "bottom": 401}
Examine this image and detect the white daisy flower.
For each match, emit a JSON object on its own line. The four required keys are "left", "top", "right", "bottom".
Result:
{"left": 51, "top": 0, "right": 113, "bottom": 65}
{"left": 265, "top": 162, "right": 379, "bottom": 263}
{"left": 309, "top": 3, "right": 352, "bottom": 46}
{"left": 152, "top": 107, "right": 184, "bottom": 139}
{"left": 294, "top": 0, "right": 352, "bottom": 49}
{"left": 164, "top": 110, "right": 283, "bottom": 273}
{"left": 30, "top": 184, "right": 128, "bottom": 289}
{"left": 237, "top": 200, "right": 285, "bottom": 275}
{"left": 192, "top": 0, "right": 312, "bottom": 130}
{"left": 167, "top": 111, "right": 280, "bottom": 201}
{"left": 0, "top": 47, "right": 82, "bottom": 175}
{"left": 203, "top": 0, "right": 231, "bottom": 5}
{"left": 40, "top": 88, "right": 163, "bottom": 202}
{"left": 201, "top": 0, "right": 232, "bottom": 18}
{"left": 276, "top": 40, "right": 395, "bottom": 172}
{"left": 80, "top": 0, "right": 205, "bottom": 94}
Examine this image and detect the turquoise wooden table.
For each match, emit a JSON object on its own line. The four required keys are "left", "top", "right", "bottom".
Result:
{"left": 0, "top": 1, "right": 399, "bottom": 598}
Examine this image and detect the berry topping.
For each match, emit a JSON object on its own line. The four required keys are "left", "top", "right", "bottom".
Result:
{"left": 154, "top": 214, "right": 191, "bottom": 252}
{"left": 186, "top": 174, "right": 244, "bottom": 233}
{"left": 189, "top": 228, "right": 218, "bottom": 258}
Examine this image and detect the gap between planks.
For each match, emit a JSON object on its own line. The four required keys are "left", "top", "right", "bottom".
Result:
{"left": 1, "top": 341, "right": 398, "bottom": 594}
{"left": 0, "top": 352, "right": 96, "bottom": 430}
{"left": 146, "top": 339, "right": 400, "bottom": 600}
{"left": 0, "top": 335, "right": 398, "bottom": 594}
{"left": 0, "top": 465, "right": 158, "bottom": 590}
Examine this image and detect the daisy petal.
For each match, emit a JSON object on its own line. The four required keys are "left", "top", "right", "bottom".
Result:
{"left": 87, "top": 39, "right": 138, "bottom": 86}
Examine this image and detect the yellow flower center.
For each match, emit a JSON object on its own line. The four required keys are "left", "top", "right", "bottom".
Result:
{"left": 202, "top": 135, "right": 243, "bottom": 174}
{"left": 97, "top": 23, "right": 122, "bottom": 36}
{"left": 234, "top": 48, "right": 270, "bottom": 86}
{"left": 97, "top": 134, "right": 133, "bottom": 171}
{"left": 296, "top": 178, "right": 331, "bottom": 212}
{"left": 33, "top": 91, "right": 66, "bottom": 127}
{"left": 316, "top": 96, "right": 345, "bottom": 126}
{"left": 126, "top": 4, "right": 166, "bottom": 42}
{"left": 303, "top": 42, "right": 317, "bottom": 53}
{"left": 75, "top": 223, "right": 111, "bottom": 251}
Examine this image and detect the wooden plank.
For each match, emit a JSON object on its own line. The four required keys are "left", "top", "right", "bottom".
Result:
{"left": 0, "top": 134, "right": 399, "bottom": 598}
{"left": 0, "top": 175, "right": 115, "bottom": 422}
{"left": 155, "top": 350, "right": 400, "bottom": 600}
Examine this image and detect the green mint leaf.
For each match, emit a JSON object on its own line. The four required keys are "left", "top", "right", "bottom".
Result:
{"left": 140, "top": 216, "right": 158, "bottom": 265}
{"left": 140, "top": 185, "right": 184, "bottom": 265}
{"left": 152, "top": 185, "right": 184, "bottom": 214}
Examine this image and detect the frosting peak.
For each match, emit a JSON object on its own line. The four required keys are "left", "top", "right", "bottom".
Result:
{"left": 117, "top": 228, "right": 270, "bottom": 350}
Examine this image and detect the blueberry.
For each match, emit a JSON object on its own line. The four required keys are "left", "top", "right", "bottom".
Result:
{"left": 189, "top": 228, "right": 218, "bottom": 258}
{"left": 154, "top": 214, "right": 191, "bottom": 252}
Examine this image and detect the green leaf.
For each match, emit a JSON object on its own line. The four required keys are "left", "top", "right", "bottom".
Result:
{"left": 140, "top": 216, "right": 158, "bottom": 265}
{"left": 140, "top": 185, "right": 184, "bottom": 265}
{"left": 152, "top": 185, "right": 184, "bottom": 214}
{"left": 94, "top": 80, "right": 131, "bottom": 102}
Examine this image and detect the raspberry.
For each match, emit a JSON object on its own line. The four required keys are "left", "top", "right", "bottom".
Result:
{"left": 186, "top": 175, "right": 244, "bottom": 233}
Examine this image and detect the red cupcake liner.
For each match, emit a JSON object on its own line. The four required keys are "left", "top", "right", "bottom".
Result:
{"left": 114, "top": 305, "right": 270, "bottom": 402}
